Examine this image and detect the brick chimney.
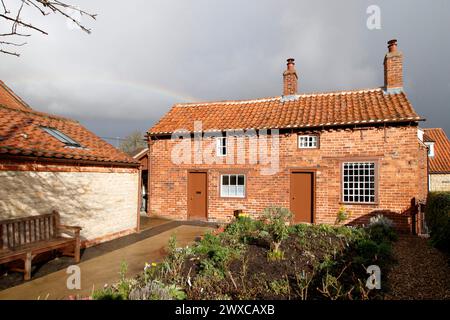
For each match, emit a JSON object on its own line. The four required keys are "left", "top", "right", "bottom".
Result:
{"left": 283, "top": 58, "right": 298, "bottom": 96}
{"left": 384, "top": 39, "right": 403, "bottom": 90}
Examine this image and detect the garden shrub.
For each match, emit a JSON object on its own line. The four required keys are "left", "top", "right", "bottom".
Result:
{"left": 129, "top": 280, "right": 186, "bottom": 300}
{"left": 261, "top": 206, "right": 292, "bottom": 260}
{"left": 92, "top": 287, "right": 125, "bottom": 300}
{"left": 353, "top": 238, "right": 392, "bottom": 265}
{"left": 224, "top": 215, "right": 262, "bottom": 243}
{"left": 366, "top": 214, "right": 398, "bottom": 243}
{"left": 425, "top": 192, "right": 450, "bottom": 252}
{"left": 193, "top": 232, "right": 242, "bottom": 276}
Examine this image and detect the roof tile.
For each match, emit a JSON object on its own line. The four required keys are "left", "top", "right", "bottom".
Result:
{"left": 149, "top": 88, "right": 423, "bottom": 135}
{"left": 424, "top": 128, "right": 450, "bottom": 173}
{"left": 0, "top": 82, "right": 138, "bottom": 166}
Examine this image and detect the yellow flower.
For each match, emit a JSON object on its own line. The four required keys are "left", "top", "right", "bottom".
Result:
{"left": 151, "top": 262, "right": 157, "bottom": 267}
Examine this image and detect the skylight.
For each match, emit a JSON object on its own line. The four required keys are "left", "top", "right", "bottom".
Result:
{"left": 41, "top": 127, "right": 82, "bottom": 148}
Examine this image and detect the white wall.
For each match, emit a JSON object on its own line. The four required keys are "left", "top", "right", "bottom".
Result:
{"left": 0, "top": 169, "right": 139, "bottom": 241}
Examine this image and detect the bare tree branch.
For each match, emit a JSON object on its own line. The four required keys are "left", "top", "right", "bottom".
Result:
{"left": 0, "top": 0, "right": 96, "bottom": 57}
{"left": 0, "top": 48, "right": 20, "bottom": 56}
{"left": 0, "top": 40, "right": 26, "bottom": 46}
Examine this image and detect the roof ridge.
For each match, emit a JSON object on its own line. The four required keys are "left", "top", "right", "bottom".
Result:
{"left": 174, "top": 87, "right": 384, "bottom": 107}
{"left": 0, "top": 104, "right": 78, "bottom": 123}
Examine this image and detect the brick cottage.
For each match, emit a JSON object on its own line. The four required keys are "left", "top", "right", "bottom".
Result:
{"left": 147, "top": 40, "right": 428, "bottom": 232}
{"left": 0, "top": 81, "right": 140, "bottom": 246}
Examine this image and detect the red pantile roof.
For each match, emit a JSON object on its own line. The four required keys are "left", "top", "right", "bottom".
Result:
{"left": 0, "top": 80, "right": 32, "bottom": 111}
{"left": 424, "top": 128, "right": 450, "bottom": 174}
{"left": 0, "top": 82, "right": 138, "bottom": 166}
{"left": 148, "top": 88, "right": 423, "bottom": 135}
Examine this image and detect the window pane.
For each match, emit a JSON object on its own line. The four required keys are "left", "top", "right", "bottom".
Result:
{"left": 221, "top": 174, "right": 246, "bottom": 197}
{"left": 222, "top": 175, "right": 229, "bottom": 185}
{"left": 221, "top": 185, "right": 229, "bottom": 197}
{"left": 229, "top": 185, "right": 236, "bottom": 196}
{"left": 298, "top": 135, "right": 318, "bottom": 148}
{"left": 343, "top": 162, "right": 376, "bottom": 203}
{"left": 236, "top": 185, "right": 244, "bottom": 197}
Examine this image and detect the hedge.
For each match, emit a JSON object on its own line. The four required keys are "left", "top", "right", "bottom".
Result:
{"left": 425, "top": 192, "right": 450, "bottom": 252}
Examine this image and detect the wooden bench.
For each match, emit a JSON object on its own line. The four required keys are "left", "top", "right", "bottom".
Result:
{"left": 0, "top": 210, "right": 81, "bottom": 280}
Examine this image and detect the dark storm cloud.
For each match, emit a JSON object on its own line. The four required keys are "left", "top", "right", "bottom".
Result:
{"left": 1, "top": 0, "right": 449, "bottom": 137}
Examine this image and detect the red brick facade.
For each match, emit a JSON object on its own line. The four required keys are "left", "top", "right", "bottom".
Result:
{"left": 147, "top": 39, "right": 427, "bottom": 233}
{"left": 148, "top": 125, "right": 428, "bottom": 232}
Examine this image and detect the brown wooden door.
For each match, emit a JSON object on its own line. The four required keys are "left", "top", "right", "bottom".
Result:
{"left": 290, "top": 172, "right": 313, "bottom": 223}
{"left": 188, "top": 172, "right": 207, "bottom": 220}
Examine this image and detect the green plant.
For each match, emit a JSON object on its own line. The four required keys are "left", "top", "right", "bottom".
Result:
{"left": 129, "top": 280, "right": 186, "bottom": 300}
{"left": 317, "top": 265, "right": 354, "bottom": 300}
{"left": 353, "top": 238, "right": 392, "bottom": 265}
{"left": 366, "top": 215, "right": 398, "bottom": 243}
{"left": 294, "top": 269, "right": 314, "bottom": 300}
{"left": 262, "top": 206, "right": 292, "bottom": 259}
{"left": 160, "top": 235, "right": 191, "bottom": 280}
{"left": 193, "top": 232, "right": 242, "bottom": 276}
{"left": 267, "top": 249, "right": 284, "bottom": 261}
{"left": 335, "top": 206, "right": 352, "bottom": 225}
{"left": 92, "top": 286, "right": 124, "bottom": 300}
{"left": 268, "top": 278, "right": 290, "bottom": 296}
{"left": 224, "top": 215, "right": 261, "bottom": 243}
{"left": 425, "top": 192, "right": 450, "bottom": 252}
{"left": 117, "top": 261, "right": 132, "bottom": 299}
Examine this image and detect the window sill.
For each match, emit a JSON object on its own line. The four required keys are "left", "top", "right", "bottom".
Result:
{"left": 339, "top": 202, "right": 379, "bottom": 206}
{"left": 220, "top": 196, "right": 246, "bottom": 200}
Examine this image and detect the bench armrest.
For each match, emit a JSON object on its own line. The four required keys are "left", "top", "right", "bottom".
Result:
{"left": 58, "top": 225, "right": 82, "bottom": 238}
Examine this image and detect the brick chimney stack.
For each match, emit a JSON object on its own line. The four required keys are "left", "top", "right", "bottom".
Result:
{"left": 283, "top": 58, "right": 298, "bottom": 96}
{"left": 384, "top": 39, "right": 403, "bottom": 90}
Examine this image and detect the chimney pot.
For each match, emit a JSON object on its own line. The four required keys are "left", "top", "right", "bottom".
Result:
{"left": 387, "top": 39, "right": 398, "bottom": 52}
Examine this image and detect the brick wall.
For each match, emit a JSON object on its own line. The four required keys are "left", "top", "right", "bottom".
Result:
{"left": 429, "top": 174, "right": 450, "bottom": 191}
{"left": 0, "top": 162, "right": 139, "bottom": 244}
{"left": 148, "top": 125, "right": 427, "bottom": 232}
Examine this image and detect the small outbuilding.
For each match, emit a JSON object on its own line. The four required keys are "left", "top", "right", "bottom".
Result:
{"left": 0, "top": 80, "right": 140, "bottom": 247}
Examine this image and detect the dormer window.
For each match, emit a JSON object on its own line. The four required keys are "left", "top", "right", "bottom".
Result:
{"left": 41, "top": 126, "right": 82, "bottom": 148}
{"left": 298, "top": 135, "right": 318, "bottom": 149}
{"left": 425, "top": 142, "right": 435, "bottom": 157}
{"left": 216, "top": 136, "right": 227, "bottom": 156}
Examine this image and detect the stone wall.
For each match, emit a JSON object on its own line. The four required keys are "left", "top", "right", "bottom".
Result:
{"left": 429, "top": 174, "right": 450, "bottom": 192}
{"left": 0, "top": 163, "right": 139, "bottom": 244}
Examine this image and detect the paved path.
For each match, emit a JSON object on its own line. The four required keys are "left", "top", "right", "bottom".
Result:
{"left": 0, "top": 225, "right": 211, "bottom": 300}
{"left": 385, "top": 235, "right": 450, "bottom": 300}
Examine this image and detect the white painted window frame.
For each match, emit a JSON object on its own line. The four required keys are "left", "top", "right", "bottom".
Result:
{"left": 342, "top": 161, "right": 376, "bottom": 204}
{"left": 220, "top": 174, "right": 246, "bottom": 198}
{"left": 298, "top": 135, "right": 318, "bottom": 149}
{"left": 216, "top": 136, "right": 227, "bottom": 156}
{"left": 425, "top": 142, "right": 435, "bottom": 157}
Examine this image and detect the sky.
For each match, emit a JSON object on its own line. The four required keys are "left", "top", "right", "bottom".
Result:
{"left": 1, "top": 0, "right": 449, "bottom": 144}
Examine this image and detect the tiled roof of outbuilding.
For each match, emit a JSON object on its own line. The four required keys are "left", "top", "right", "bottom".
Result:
{"left": 424, "top": 128, "right": 450, "bottom": 173}
{"left": 0, "top": 82, "right": 138, "bottom": 166}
